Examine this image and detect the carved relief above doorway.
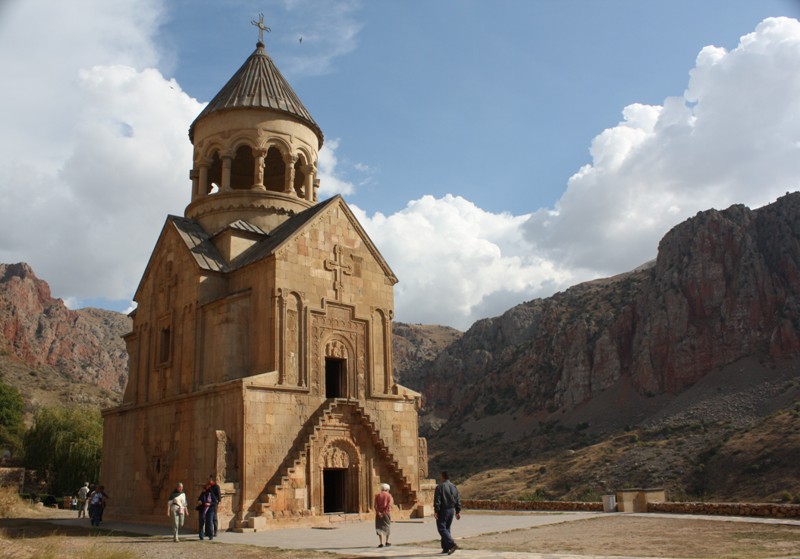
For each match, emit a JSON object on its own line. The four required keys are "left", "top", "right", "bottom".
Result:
{"left": 311, "top": 304, "right": 367, "bottom": 399}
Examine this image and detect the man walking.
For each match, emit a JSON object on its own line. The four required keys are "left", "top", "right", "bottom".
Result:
{"left": 166, "top": 482, "right": 188, "bottom": 542}
{"left": 207, "top": 474, "right": 221, "bottom": 536}
{"left": 434, "top": 471, "right": 461, "bottom": 554}
{"left": 77, "top": 482, "right": 90, "bottom": 518}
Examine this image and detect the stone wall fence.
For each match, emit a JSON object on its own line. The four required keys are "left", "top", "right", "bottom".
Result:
{"left": 648, "top": 501, "right": 800, "bottom": 519}
{"left": 464, "top": 499, "right": 602, "bottom": 512}
{"left": 463, "top": 499, "right": 800, "bottom": 519}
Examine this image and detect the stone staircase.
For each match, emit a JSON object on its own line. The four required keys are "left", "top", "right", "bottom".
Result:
{"left": 240, "top": 398, "right": 417, "bottom": 529}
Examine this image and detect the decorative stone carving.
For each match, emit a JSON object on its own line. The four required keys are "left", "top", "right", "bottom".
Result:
{"left": 325, "top": 339, "right": 346, "bottom": 358}
{"left": 319, "top": 438, "right": 359, "bottom": 469}
{"left": 418, "top": 438, "right": 428, "bottom": 479}
{"left": 324, "top": 245, "right": 353, "bottom": 301}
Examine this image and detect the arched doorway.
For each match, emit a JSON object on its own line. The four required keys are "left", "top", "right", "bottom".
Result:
{"left": 323, "top": 339, "right": 350, "bottom": 399}
{"left": 319, "top": 439, "right": 359, "bottom": 514}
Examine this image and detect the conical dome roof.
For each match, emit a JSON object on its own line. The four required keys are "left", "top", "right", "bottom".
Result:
{"left": 189, "top": 42, "right": 323, "bottom": 146}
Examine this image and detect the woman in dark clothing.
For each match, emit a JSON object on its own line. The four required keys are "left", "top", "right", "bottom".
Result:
{"left": 197, "top": 484, "right": 215, "bottom": 540}
{"left": 88, "top": 485, "right": 108, "bottom": 527}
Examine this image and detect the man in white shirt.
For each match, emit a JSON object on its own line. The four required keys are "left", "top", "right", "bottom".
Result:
{"left": 77, "top": 482, "right": 90, "bottom": 518}
{"left": 166, "top": 482, "right": 189, "bottom": 542}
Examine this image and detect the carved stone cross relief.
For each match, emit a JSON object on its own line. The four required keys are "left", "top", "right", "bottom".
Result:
{"left": 324, "top": 245, "right": 353, "bottom": 301}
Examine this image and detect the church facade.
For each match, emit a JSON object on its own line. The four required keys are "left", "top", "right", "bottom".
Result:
{"left": 101, "top": 32, "right": 433, "bottom": 530}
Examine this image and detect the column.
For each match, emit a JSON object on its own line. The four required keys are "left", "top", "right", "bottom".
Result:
{"left": 252, "top": 148, "right": 267, "bottom": 190}
{"left": 284, "top": 154, "right": 297, "bottom": 194}
{"left": 198, "top": 163, "right": 209, "bottom": 195}
{"left": 385, "top": 310, "right": 395, "bottom": 392}
{"left": 275, "top": 289, "right": 285, "bottom": 385}
{"left": 221, "top": 153, "right": 232, "bottom": 191}
{"left": 301, "top": 164, "right": 314, "bottom": 201}
{"left": 189, "top": 169, "right": 200, "bottom": 201}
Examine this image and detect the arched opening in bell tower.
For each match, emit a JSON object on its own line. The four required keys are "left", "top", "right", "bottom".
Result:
{"left": 231, "top": 145, "right": 255, "bottom": 189}
{"left": 293, "top": 157, "right": 307, "bottom": 198}
{"left": 208, "top": 151, "right": 222, "bottom": 193}
{"left": 263, "top": 146, "right": 286, "bottom": 192}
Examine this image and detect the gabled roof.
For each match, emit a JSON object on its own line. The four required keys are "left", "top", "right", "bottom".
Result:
{"left": 229, "top": 196, "right": 336, "bottom": 269}
{"left": 134, "top": 196, "right": 397, "bottom": 302}
{"left": 188, "top": 41, "right": 323, "bottom": 146}
{"left": 229, "top": 195, "right": 398, "bottom": 283}
{"left": 132, "top": 216, "right": 229, "bottom": 302}
{"left": 170, "top": 217, "right": 229, "bottom": 273}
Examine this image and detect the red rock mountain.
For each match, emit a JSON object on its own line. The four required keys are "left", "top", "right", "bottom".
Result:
{"left": 0, "top": 261, "right": 456, "bottom": 411}
{"left": 406, "top": 193, "right": 800, "bottom": 440}
{"left": 0, "top": 263, "right": 130, "bottom": 398}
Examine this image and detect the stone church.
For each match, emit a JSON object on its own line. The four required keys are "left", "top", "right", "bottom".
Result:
{"left": 101, "top": 29, "right": 433, "bottom": 530}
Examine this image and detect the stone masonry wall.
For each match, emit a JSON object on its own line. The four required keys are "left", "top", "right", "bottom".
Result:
{"left": 464, "top": 499, "right": 602, "bottom": 512}
{"left": 648, "top": 501, "right": 800, "bottom": 518}
{"left": 464, "top": 499, "right": 800, "bottom": 518}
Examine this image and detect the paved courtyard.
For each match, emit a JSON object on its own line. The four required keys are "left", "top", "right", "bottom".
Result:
{"left": 50, "top": 510, "right": 800, "bottom": 559}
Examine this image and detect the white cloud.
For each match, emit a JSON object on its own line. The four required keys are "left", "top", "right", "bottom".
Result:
{"left": 522, "top": 16, "right": 800, "bottom": 277}
{"left": 318, "top": 139, "right": 356, "bottom": 196}
{"left": 3, "top": 3, "right": 800, "bottom": 333}
{"left": 0, "top": 0, "right": 202, "bottom": 305}
{"left": 352, "top": 196, "right": 574, "bottom": 330}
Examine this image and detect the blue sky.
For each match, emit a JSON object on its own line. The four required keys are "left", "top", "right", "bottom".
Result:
{"left": 1, "top": 1, "right": 800, "bottom": 329}
{"left": 158, "top": 0, "right": 800, "bottom": 215}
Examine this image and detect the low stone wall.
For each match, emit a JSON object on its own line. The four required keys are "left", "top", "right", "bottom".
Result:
{"left": 464, "top": 499, "right": 603, "bottom": 512}
{"left": 464, "top": 499, "right": 800, "bottom": 519}
{"left": 649, "top": 501, "right": 800, "bottom": 518}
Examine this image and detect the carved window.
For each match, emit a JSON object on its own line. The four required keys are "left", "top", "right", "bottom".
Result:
{"left": 158, "top": 325, "right": 171, "bottom": 365}
{"left": 325, "top": 358, "right": 345, "bottom": 398}
{"left": 156, "top": 315, "right": 172, "bottom": 366}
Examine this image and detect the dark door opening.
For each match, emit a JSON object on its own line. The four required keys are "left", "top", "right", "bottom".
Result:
{"left": 325, "top": 358, "right": 345, "bottom": 398}
{"left": 323, "top": 468, "right": 346, "bottom": 513}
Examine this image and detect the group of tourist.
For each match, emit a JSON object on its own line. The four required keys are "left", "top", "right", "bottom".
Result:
{"left": 163, "top": 470, "right": 462, "bottom": 553}
{"left": 166, "top": 474, "right": 221, "bottom": 542}
{"left": 74, "top": 482, "right": 109, "bottom": 526}
{"left": 373, "top": 470, "right": 462, "bottom": 555}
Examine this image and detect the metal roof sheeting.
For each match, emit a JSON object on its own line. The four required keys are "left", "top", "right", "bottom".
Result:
{"left": 170, "top": 216, "right": 229, "bottom": 273}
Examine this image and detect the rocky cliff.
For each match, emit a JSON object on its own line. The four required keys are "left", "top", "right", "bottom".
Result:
{"left": 0, "top": 263, "right": 130, "bottom": 404}
{"left": 409, "top": 194, "right": 800, "bottom": 451}
{"left": 0, "top": 261, "right": 458, "bottom": 411}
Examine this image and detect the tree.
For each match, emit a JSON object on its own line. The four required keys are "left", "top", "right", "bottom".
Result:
{"left": 23, "top": 406, "right": 102, "bottom": 497}
{"left": 0, "top": 379, "right": 25, "bottom": 456}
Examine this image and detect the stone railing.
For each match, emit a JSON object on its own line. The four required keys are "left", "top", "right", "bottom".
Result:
{"left": 464, "top": 499, "right": 602, "bottom": 512}
{"left": 649, "top": 501, "right": 800, "bottom": 519}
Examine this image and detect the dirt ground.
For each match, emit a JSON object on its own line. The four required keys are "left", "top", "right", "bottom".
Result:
{"left": 1, "top": 511, "right": 799, "bottom": 559}
{"left": 0, "top": 517, "right": 344, "bottom": 559}
{"left": 462, "top": 515, "right": 800, "bottom": 559}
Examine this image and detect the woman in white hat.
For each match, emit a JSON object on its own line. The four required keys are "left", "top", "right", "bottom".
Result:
{"left": 373, "top": 483, "right": 394, "bottom": 548}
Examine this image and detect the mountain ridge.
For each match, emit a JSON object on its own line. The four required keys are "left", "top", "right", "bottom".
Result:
{"left": 1, "top": 193, "right": 799, "bottom": 501}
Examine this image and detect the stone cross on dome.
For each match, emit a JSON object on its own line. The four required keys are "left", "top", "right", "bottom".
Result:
{"left": 251, "top": 12, "right": 271, "bottom": 44}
